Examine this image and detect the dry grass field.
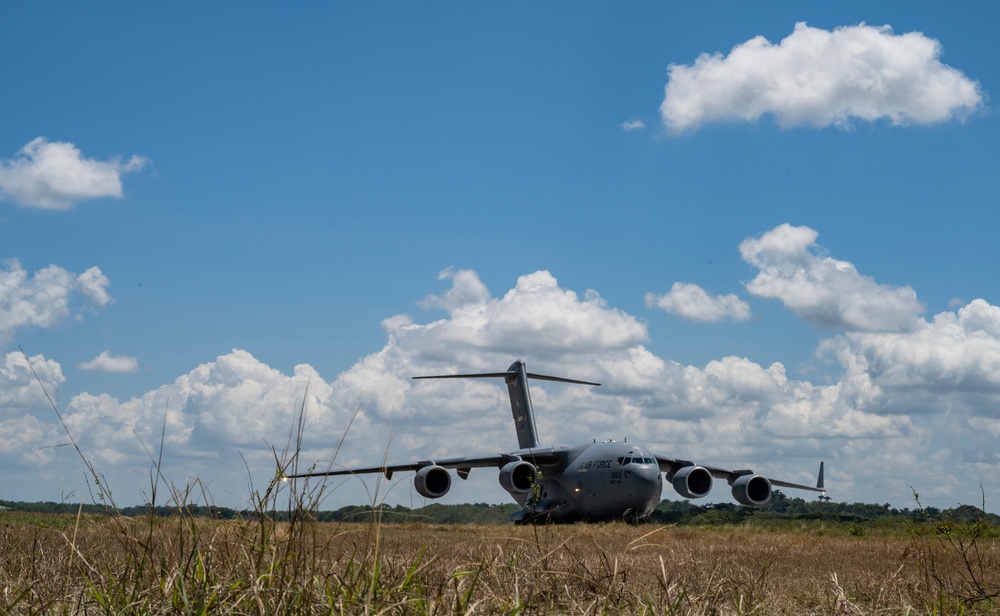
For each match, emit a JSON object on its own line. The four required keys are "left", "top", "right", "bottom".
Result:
{"left": 1, "top": 509, "right": 998, "bottom": 615}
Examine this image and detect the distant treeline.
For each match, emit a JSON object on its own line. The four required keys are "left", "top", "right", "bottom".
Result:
{"left": 1, "top": 491, "right": 996, "bottom": 526}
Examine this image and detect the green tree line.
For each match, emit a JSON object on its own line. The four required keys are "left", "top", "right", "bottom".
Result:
{"left": 2, "top": 491, "right": 997, "bottom": 527}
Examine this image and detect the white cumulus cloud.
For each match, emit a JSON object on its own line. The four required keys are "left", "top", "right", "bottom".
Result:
{"left": 0, "top": 137, "right": 149, "bottom": 209}
{"left": 0, "top": 352, "right": 65, "bottom": 466}
{"left": 0, "top": 352, "right": 64, "bottom": 415}
{"left": 740, "top": 224, "right": 923, "bottom": 332}
{"left": 78, "top": 351, "right": 139, "bottom": 374}
{"left": 75, "top": 267, "right": 113, "bottom": 306}
{"left": 55, "top": 349, "right": 348, "bottom": 490}
{"left": 0, "top": 259, "right": 114, "bottom": 343}
{"left": 661, "top": 22, "right": 983, "bottom": 132}
{"left": 645, "top": 282, "right": 751, "bottom": 322}
{"left": 418, "top": 268, "right": 491, "bottom": 311}
{"left": 821, "top": 299, "right": 1000, "bottom": 406}
{"left": 398, "top": 269, "right": 647, "bottom": 362}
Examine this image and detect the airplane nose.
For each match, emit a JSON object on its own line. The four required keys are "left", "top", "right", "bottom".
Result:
{"left": 642, "top": 465, "right": 662, "bottom": 483}
{"left": 623, "top": 464, "right": 663, "bottom": 519}
{"left": 632, "top": 464, "right": 662, "bottom": 491}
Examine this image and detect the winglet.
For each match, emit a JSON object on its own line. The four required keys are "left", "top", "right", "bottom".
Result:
{"left": 817, "top": 461, "right": 825, "bottom": 492}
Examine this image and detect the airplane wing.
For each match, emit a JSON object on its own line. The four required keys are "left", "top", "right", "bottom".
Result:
{"left": 284, "top": 448, "right": 569, "bottom": 482}
{"left": 284, "top": 454, "right": 507, "bottom": 481}
{"left": 702, "top": 462, "right": 825, "bottom": 494}
{"left": 656, "top": 456, "right": 826, "bottom": 494}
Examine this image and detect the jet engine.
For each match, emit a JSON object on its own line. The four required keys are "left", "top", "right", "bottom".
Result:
{"left": 671, "top": 465, "right": 713, "bottom": 499}
{"left": 498, "top": 460, "right": 537, "bottom": 495}
{"left": 731, "top": 474, "right": 772, "bottom": 506}
{"left": 414, "top": 465, "right": 451, "bottom": 499}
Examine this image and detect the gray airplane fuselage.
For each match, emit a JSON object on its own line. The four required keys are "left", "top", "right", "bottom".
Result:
{"left": 510, "top": 441, "right": 662, "bottom": 523}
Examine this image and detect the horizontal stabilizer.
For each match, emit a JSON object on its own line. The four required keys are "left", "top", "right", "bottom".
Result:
{"left": 413, "top": 371, "right": 599, "bottom": 387}
{"left": 413, "top": 360, "right": 598, "bottom": 449}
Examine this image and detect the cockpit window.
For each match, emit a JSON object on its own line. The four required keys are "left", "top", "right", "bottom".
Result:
{"left": 617, "top": 456, "right": 655, "bottom": 466}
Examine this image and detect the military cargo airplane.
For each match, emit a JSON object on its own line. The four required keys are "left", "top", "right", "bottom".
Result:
{"left": 285, "top": 360, "right": 825, "bottom": 523}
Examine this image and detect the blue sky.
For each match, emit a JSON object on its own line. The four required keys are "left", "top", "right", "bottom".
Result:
{"left": 2, "top": 3, "right": 999, "bottom": 511}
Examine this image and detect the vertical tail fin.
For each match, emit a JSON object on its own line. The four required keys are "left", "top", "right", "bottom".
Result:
{"left": 505, "top": 360, "right": 540, "bottom": 449}
{"left": 412, "top": 360, "right": 600, "bottom": 450}
{"left": 817, "top": 461, "right": 825, "bottom": 491}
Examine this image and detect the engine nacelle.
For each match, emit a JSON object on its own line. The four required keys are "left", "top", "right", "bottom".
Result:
{"left": 731, "top": 474, "right": 772, "bottom": 506}
{"left": 414, "top": 465, "right": 451, "bottom": 499}
{"left": 672, "top": 465, "right": 713, "bottom": 499}
{"left": 498, "top": 461, "right": 537, "bottom": 495}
